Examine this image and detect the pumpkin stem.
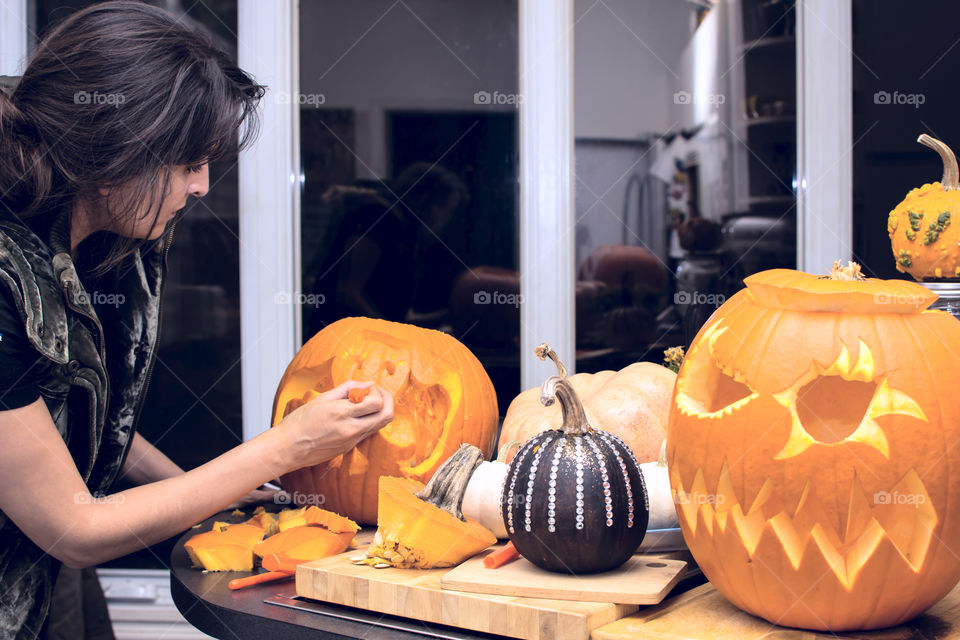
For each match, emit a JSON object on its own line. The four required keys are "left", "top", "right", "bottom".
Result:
{"left": 826, "top": 260, "right": 866, "bottom": 281}
{"left": 540, "top": 375, "right": 592, "bottom": 436}
{"left": 918, "top": 134, "right": 959, "bottom": 191}
{"left": 535, "top": 342, "right": 568, "bottom": 378}
{"left": 415, "top": 444, "right": 483, "bottom": 521}
{"left": 496, "top": 440, "right": 521, "bottom": 463}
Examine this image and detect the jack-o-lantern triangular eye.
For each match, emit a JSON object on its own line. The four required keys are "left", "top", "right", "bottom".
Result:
{"left": 675, "top": 323, "right": 758, "bottom": 417}
{"left": 676, "top": 358, "right": 756, "bottom": 417}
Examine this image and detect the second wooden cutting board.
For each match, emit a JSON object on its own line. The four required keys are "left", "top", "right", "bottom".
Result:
{"left": 440, "top": 550, "right": 686, "bottom": 605}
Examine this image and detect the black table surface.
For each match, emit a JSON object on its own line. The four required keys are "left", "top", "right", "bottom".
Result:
{"left": 170, "top": 513, "right": 512, "bottom": 640}
{"left": 170, "top": 512, "right": 703, "bottom": 640}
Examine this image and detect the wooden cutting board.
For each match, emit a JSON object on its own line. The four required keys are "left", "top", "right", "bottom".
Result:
{"left": 592, "top": 581, "right": 960, "bottom": 640}
{"left": 295, "top": 532, "right": 685, "bottom": 640}
{"left": 440, "top": 552, "right": 686, "bottom": 605}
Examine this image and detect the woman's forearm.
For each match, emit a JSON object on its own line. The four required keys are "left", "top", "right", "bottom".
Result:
{"left": 66, "top": 427, "right": 287, "bottom": 567}
{"left": 121, "top": 433, "right": 185, "bottom": 485}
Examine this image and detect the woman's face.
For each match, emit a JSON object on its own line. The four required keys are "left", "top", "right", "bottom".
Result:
{"left": 125, "top": 163, "right": 209, "bottom": 240}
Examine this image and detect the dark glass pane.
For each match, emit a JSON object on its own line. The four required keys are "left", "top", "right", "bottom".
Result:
{"left": 298, "top": 1, "right": 520, "bottom": 411}
{"left": 851, "top": 0, "right": 960, "bottom": 279}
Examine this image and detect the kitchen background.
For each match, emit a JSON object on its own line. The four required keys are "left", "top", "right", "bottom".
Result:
{"left": 6, "top": 0, "right": 959, "bottom": 636}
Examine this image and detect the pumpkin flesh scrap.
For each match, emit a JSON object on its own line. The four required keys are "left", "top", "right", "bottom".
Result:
{"left": 184, "top": 524, "right": 266, "bottom": 572}
{"left": 359, "top": 446, "right": 496, "bottom": 569}
{"left": 253, "top": 525, "right": 356, "bottom": 563}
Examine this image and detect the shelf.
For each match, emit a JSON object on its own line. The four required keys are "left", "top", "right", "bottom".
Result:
{"left": 740, "top": 35, "right": 795, "bottom": 52}
{"left": 744, "top": 115, "right": 795, "bottom": 126}
{"left": 748, "top": 195, "right": 794, "bottom": 205}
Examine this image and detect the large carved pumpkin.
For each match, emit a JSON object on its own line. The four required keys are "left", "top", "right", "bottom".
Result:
{"left": 500, "top": 346, "right": 676, "bottom": 462}
{"left": 668, "top": 262, "right": 960, "bottom": 631}
{"left": 272, "top": 317, "right": 499, "bottom": 524}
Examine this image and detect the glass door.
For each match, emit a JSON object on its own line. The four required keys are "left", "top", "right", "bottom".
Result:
{"left": 296, "top": 1, "right": 521, "bottom": 410}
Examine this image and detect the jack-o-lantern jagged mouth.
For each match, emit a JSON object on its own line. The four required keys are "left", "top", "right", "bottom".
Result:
{"left": 671, "top": 461, "right": 937, "bottom": 590}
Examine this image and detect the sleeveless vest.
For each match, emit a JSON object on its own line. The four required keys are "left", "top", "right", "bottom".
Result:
{"left": 0, "top": 209, "right": 169, "bottom": 639}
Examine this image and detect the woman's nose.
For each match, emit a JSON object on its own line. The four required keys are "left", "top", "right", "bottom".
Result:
{"left": 190, "top": 164, "right": 210, "bottom": 197}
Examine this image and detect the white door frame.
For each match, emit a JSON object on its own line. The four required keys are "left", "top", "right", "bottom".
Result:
{"left": 796, "top": 0, "right": 853, "bottom": 270}
{"left": 519, "top": 0, "right": 576, "bottom": 388}
{"left": 0, "top": 0, "right": 27, "bottom": 75}
{"left": 238, "top": 0, "right": 300, "bottom": 440}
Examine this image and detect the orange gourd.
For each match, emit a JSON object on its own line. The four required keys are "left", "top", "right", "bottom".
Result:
{"left": 668, "top": 262, "right": 960, "bottom": 630}
{"left": 500, "top": 345, "right": 676, "bottom": 462}
{"left": 888, "top": 134, "right": 960, "bottom": 279}
{"left": 272, "top": 317, "right": 498, "bottom": 524}
{"left": 356, "top": 445, "right": 496, "bottom": 568}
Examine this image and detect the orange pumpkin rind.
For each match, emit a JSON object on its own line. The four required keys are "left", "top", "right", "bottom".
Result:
{"left": 357, "top": 445, "right": 497, "bottom": 569}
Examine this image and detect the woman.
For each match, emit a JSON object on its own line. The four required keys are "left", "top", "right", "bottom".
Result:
{"left": 0, "top": 3, "right": 394, "bottom": 638}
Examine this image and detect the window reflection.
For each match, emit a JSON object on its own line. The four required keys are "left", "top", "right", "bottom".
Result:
{"left": 298, "top": 1, "right": 520, "bottom": 410}
{"left": 573, "top": 0, "right": 797, "bottom": 367}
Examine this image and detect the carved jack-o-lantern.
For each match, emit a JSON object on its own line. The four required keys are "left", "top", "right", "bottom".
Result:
{"left": 668, "top": 263, "right": 960, "bottom": 631}
{"left": 272, "top": 317, "right": 499, "bottom": 524}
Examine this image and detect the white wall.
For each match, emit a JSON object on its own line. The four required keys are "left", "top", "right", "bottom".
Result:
{"left": 299, "top": 0, "right": 518, "bottom": 177}
{"left": 574, "top": 0, "right": 692, "bottom": 140}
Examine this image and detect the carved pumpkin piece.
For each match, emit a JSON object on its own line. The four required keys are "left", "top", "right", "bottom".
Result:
{"left": 668, "top": 265, "right": 960, "bottom": 631}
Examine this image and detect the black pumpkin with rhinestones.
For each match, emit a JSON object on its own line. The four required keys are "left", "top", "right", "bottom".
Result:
{"left": 500, "top": 372, "right": 649, "bottom": 574}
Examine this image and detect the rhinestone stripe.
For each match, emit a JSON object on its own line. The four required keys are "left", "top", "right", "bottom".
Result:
{"left": 574, "top": 437, "right": 585, "bottom": 530}
{"left": 506, "top": 434, "right": 540, "bottom": 535}
{"left": 547, "top": 441, "right": 564, "bottom": 533}
{"left": 523, "top": 441, "right": 545, "bottom": 532}
{"left": 597, "top": 432, "right": 634, "bottom": 527}
{"left": 605, "top": 432, "right": 649, "bottom": 511}
{"left": 586, "top": 435, "right": 614, "bottom": 527}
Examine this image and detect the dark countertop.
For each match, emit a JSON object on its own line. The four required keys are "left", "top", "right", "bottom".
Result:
{"left": 170, "top": 513, "right": 512, "bottom": 640}
{"left": 170, "top": 512, "right": 704, "bottom": 640}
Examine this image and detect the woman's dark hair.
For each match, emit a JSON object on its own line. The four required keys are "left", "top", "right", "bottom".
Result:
{"left": 0, "top": 0, "right": 264, "bottom": 273}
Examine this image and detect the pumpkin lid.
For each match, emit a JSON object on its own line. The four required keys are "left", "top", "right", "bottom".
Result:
{"left": 744, "top": 266, "right": 937, "bottom": 314}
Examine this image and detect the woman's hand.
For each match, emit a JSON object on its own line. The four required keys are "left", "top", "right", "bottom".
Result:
{"left": 274, "top": 380, "right": 394, "bottom": 472}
